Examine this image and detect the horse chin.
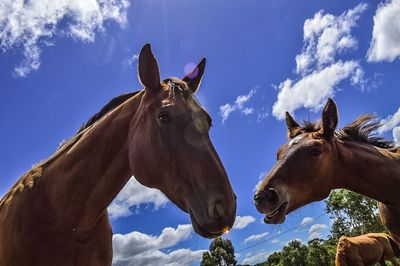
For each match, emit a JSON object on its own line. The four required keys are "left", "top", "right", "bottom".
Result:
{"left": 188, "top": 210, "right": 224, "bottom": 239}
{"left": 263, "top": 202, "right": 288, "bottom": 224}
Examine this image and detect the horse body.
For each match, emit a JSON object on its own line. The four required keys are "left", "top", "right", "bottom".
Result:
{"left": 335, "top": 233, "right": 400, "bottom": 266}
{"left": 254, "top": 98, "right": 400, "bottom": 244}
{"left": 0, "top": 44, "right": 236, "bottom": 265}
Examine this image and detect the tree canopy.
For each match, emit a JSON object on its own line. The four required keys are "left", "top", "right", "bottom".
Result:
{"left": 201, "top": 237, "right": 237, "bottom": 266}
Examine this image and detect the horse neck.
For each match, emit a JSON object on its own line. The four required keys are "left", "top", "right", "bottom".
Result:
{"left": 332, "top": 139, "right": 400, "bottom": 206}
{"left": 44, "top": 91, "right": 144, "bottom": 233}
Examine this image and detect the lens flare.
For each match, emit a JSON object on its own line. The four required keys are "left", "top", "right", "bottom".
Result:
{"left": 223, "top": 227, "right": 230, "bottom": 235}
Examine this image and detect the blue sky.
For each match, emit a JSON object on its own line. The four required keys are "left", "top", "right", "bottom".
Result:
{"left": 1, "top": 0, "right": 400, "bottom": 265}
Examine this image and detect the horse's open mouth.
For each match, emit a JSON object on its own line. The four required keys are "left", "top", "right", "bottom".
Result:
{"left": 189, "top": 210, "right": 225, "bottom": 239}
{"left": 263, "top": 202, "right": 288, "bottom": 224}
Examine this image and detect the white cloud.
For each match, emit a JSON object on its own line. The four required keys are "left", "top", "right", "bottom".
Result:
{"left": 272, "top": 60, "right": 360, "bottom": 119}
{"left": 242, "top": 107, "right": 254, "bottom": 115}
{"left": 219, "top": 88, "right": 257, "bottom": 123}
{"left": 233, "top": 215, "right": 256, "bottom": 230}
{"left": 272, "top": 3, "right": 368, "bottom": 120}
{"left": 242, "top": 250, "right": 272, "bottom": 265}
{"left": 393, "top": 127, "right": 400, "bottom": 146}
{"left": 0, "top": 0, "right": 130, "bottom": 76}
{"left": 122, "top": 53, "right": 139, "bottom": 68}
{"left": 301, "top": 217, "right": 314, "bottom": 225}
{"left": 270, "top": 239, "right": 280, "bottom": 244}
{"left": 377, "top": 107, "right": 400, "bottom": 147}
{"left": 367, "top": 0, "right": 400, "bottom": 62}
{"left": 308, "top": 224, "right": 328, "bottom": 240}
{"left": 297, "top": 3, "right": 367, "bottom": 75}
{"left": 108, "top": 177, "right": 169, "bottom": 220}
{"left": 112, "top": 224, "right": 204, "bottom": 266}
{"left": 378, "top": 107, "right": 400, "bottom": 133}
{"left": 243, "top": 232, "right": 269, "bottom": 244}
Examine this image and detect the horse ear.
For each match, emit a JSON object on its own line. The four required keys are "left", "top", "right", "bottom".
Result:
{"left": 138, "top": 44, "right": 161, "bottom": 90}
{"left": 286, "top": 112, "right": 300, "bottom": 139}
{"left": 182, "top": 58, "right": 206, "bottom": 93}
{"left": 321, "top": 98, "right": 338, "bottom": 139}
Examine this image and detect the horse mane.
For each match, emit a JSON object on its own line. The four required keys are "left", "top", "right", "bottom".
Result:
{"left": 78, "top": 91, "right": 139, "bottom": 133}
{"left": 336, "top": 114, "right": 394, "bottom": 149}
{"left": 296, "top": 114, "right": 394, "bottom": 149}
{"left": 55, "top": 91, "right": 140, "bottom": 150}
{"left": 1, "top": 91, "right": 141, "bottom": 209}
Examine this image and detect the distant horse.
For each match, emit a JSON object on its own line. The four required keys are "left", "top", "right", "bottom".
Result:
{"left": 0, "top": 44, "right": 237, "bottom": 265}
{"left": 254, "top": 98, "right": 400, "bottom": 244}
{"left": 335, "top": 233, "right": 400, "bottom": 266}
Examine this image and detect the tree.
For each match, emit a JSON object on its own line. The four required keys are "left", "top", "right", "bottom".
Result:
{"left": 201, "top": 237, "right": 237, "bottom": 266}
{"left": 256, "top": 251, "right": 281, "bottom": 266}
{"left": 325, "top": 189, "right": 386, "bottom": 241}
{"left": 280, "top": 240, "right": 308, "bottom": 266}
{"left": 306, "top": 239, "right": 332, "bottom": 266}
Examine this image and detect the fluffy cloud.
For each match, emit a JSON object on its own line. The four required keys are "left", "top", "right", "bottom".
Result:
{"left": 296, "top": 3, "right": 367, "bottom": 75}
{"left": 367, "top": 0, "right": 400, "bottom": 62}
{"left": 233, "top": 215, "right": 256, "bottom": 230}
{"left": 393, "top": 127, "right": 400, "bottom": 146}
{"left": 272, "top": 60, "right": 360, "bottom": 119}
{"left": 378, "top": 107, "right": 400, "bottom": 134}
{"left": 220, "top": 88, "right": 257, "bottom": 123}
{"left": 301, "top": 217, "right": 314, "bottom": 225}
{"left": 108, "top": 177, "right": 169, "bottom": 220}
{"left": 112, "top": 224, "right": 204, "bottom": 266}
{"left": 272, "top": 4, "right": 367, "bottom": 120}
{"left": 242, "top": 250, "right": 272, "bottom": 265}
{"left": 0, "top": 0, "right": 130, "bottom": 76}
{"left": 308, "top": 224, "right": 328, "bottom": 240}
{"left": 377, "top": 107, "right": 400, "bottom": 147}
{"left": 122, "top": 53, "right": 139, "bottom": 68}
{"left": 243, "top": 232, "right": 269, "bottom": 244}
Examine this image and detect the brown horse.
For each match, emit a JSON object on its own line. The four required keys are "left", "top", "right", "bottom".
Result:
{"left": 0, "top": 44, "right": 236, "bottom": 265}
{"left": 335, "top": 233, "right": 400, "bottom": 266}
{"left": 254, "top": 98, "right": 400, "bottom": 244}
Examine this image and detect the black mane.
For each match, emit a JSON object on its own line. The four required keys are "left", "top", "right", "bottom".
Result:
{"left": 78, "top": 91, "right": 139, "bottom": 133}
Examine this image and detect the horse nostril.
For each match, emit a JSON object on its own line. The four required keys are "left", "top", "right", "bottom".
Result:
{"left": 210, "top": 201, "right": 225, "bottom": 220}
{"left": 266, "top": 188, "right": 279, "bottom": 203}
{"left": 254, "top": 188, "right": 279, "bottom": 204}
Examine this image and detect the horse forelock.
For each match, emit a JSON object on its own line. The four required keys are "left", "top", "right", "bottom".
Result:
{"left": 162, "top": 78, "right": 212, "bottom": 127}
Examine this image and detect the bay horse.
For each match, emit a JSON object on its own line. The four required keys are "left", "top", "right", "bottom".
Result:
{"left": 0, "top": 44, "right": 237, "bottom": 265}
{"left": 254, "top": 98, "right": 400, "bottom": 244}
{"left": 335, "top": 233, "right": 400, "bottom": 266}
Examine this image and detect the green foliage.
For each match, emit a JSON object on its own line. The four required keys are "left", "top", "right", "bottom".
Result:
{"left": 306, "top": 239, "right": 333, "bottom": 266}
{"left": 257, "top": 189, "right": 386, "bottom": 266}
{"left": 280, "top": 240, "right": 308, "bottom": 266}
{"left": 201, "top": 237, "right": 237, "bottom": 266}
{"left": 258, "top": 251, "right": 281, "bottom": 266}
{"left": 325, "top": 189, "right": 386, "bottom": 241}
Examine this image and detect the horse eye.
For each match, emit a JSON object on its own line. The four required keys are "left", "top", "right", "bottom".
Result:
{"left": 158, "top": 111, "right": 170, "bottom": 122}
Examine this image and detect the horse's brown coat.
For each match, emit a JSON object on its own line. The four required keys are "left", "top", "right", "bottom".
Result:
{"left": 335, "top": 233, "right": 400, "bottom": 266}
{"left": 254, "top": 98, "right": 400, "bottom": 245}
{"left": 0, "top": 44, "right": 236, "bottom": 265}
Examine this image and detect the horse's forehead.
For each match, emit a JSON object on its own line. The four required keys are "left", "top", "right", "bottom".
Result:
{"left": 162, "top": 77, "right": 187, "bottom": 88}
{"left": 288, "top": 135, "right": 307, "bottom": 148}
